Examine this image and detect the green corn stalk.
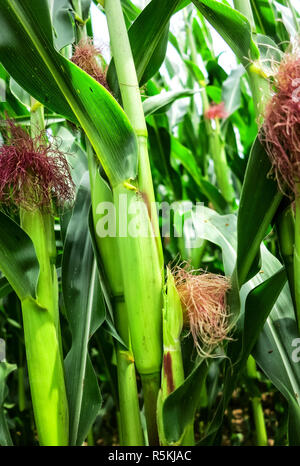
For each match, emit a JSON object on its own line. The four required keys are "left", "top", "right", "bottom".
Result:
{"left": 19, "top": 98, "right": 69, "bottom": 445}
{"left": 157, "top": 269, "right": 194, "bottom": 446}
{"left": 71, "top": 0, "right": 144, "bottom": 445}
{"left": 88, "top": 147, "right": 144, "bottom": 446}
{"left": 246, "top": 356, "right": 268, "bottom": 446}
{"left": 105, "top": 0, "right": 164, "bottom": 445}
{"left": 233, "top": 0, "right": 255, "bottom": 30}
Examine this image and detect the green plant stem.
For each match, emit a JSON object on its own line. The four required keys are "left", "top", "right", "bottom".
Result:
{"left": 72, "top": 0, "right": 87, "bottom": 41}
{"left": 18, "top": 98, "right": 69, "bottom": 445}
{"left": 233, "top": 0, "right": 271, "bottom": 122}
{"left": 71, "top": 3, "right": 144, "bottom": 445}
{"left": 113, "top": 183, "right": 162, "bottom": 444}
{"left": 294, "top": 185, "right": 300, "bottom": 334}
{"left": 18, "top": 334, "right": 26, "bottom": 412}
{"left": 233, "top": 0, "right": 255, "bottom": 30}
{"left": 18, "top": 367, "right": 26, "bottom": 413}
{"left": 87, "top": 144, "right": 144, "bottom": 445}
{"left": 211, "top": 119, "right": 235, "bottom": 204}
{"left": 246, "top": 356, "right": 268, "bottom": 446}
{"left": 20, "top": 209, "right": 69, "bottom": 446}
{"left": 115, "top": 302, "right": 144, "bottom": 446}
{"left": 105, "top": 0, "right": 162, "bottom": 258}
{"left": 105, "top": 0, "right": 163, "bottom": 444}
{"left": 141, "top": 373, "right": 160, "bottom": 445}
{"left": 247, "top": 66, "right": 270, "bottom": 122}
{"left": 203, "top": 90, "right": 234, "bottom": 204}
{"left": 157, "top": 270, "right": 194, "bottom": 446}
{"left": 87, "top": 427, "right": 94, "bottom": 446}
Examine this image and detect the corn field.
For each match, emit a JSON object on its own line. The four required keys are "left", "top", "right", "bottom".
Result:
{"left": 0, "top": 0, "right": 299, "bottom": 448}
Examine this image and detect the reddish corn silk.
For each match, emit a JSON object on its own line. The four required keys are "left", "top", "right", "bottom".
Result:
{"left": 172, "top": 264, "right": 231, "bottom": 357}
{"left": 204, "top": 102, "right": 228, "bottom": 120}
{"left": 262, "top": 44, "right": 300, "bottom": 195}
{"left": 0, "top": 120, "right": 75, "bottom": 211}
{"left": 71, "top": 38, "right": 110, "bottom": 91}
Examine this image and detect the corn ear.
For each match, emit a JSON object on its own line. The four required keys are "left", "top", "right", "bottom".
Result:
{"left": 157, "top": 268, "right": 194, "bottom": 445}
{"left": 113, "top": 183, "right": 163, "bottom": 376}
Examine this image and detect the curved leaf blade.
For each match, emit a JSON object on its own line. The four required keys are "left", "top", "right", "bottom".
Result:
{"left": 0, "top": 358, "right": 16, "bottom": 446}
{"left": 62, "top": 173, "right": 105, "bottom": 445}
{"left": 237, "top": 137, "right": 282, "bottom": 286}
{"left": 0, "top": 0, "right": 138, "bottom": 186}
{"left": 143, "top": 89, "right": 196, "bottom": 117}
{"left": 0, "top": 212, "right": 39, "bottom": 301}
{"left": 192, "top": 0, "right": 259, "bottom": 64}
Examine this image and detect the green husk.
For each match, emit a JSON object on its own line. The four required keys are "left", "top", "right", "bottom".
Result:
{"left": 18, "top": 99, "right": 69, "bottom": 445}
{"left": 157, "top": 268, "right": 194, "bottom": 446}
{"left": 105, "top": 0, "right": 164, "bottom": 444}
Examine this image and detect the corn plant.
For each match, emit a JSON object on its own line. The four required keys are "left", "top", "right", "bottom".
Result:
{"left": 0, "top": 0, "right": 299, "bottom": 447}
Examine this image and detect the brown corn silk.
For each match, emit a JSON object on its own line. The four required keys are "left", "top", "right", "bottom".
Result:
{"left": 262, "top": 41, "right": 300, "bottom": 195}
{"left": 71, "top": 38, "right": 110, "bottom": 91}
{"left": 172, "top": 264, "right": 231, "bottom": 357}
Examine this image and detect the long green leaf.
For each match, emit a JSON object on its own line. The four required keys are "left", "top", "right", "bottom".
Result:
{"left": 162, "top": 359, "right": 209, "bottom": 445}
{"left": 192, "top": 0, "right": 259, "bottom": 64}
{"left": 0, "top": 212, "right": 39, "bottom": 301}
{"left": 0, "top": 277, "right": 12, "bottom": 300}
{"left": 50, "top": 0, "right": 75, "bottom": 51}
{"left": 236, "top": 137, "right": 282, "bottom": 286}
{"left": 250, "top": 0, "right": 278, "bottom": 40}
{"left": 171, "top": 138, "right": 227, "bottom": 212}
{"left": 221, "top": 65, "right": 245, "bottom": 117}
{"left": 62, "top": 173, "right": 105, "bottom": 445}
{"left": 0, "top": 0, "right": 137, "bottom": 187}
{"left": 0, "top": 358, "right": 16, "bottom": 446}
{"left": 143, "top": 89, "right": 196, "bottom": 117}
{"left": 190, "top": 207, "right": 300, "bottom": 444}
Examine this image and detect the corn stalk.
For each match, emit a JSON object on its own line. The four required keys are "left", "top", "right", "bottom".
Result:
{"left": 19, "top": 98, "right": 69, "bottom": 445}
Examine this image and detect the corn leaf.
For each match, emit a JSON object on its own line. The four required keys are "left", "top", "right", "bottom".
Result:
{"left": 171, "top": 138, "right": 227, "bottom": 212}
{"left": 221, "top": 65, "right": 245, "bottom": 117}
{"left": 162, "top": 359, "right": 209, "bottom": 445}
{"left": 0, "top": 0, "right": 137, "bottom": 187}
{"left": 191, "top": 208, "right": 299, "bottom": 445}
{"left": 143, "top": 89, "right": 196, "bottom": 117}
{"left": 236, "top": 137, "right": 282, "bottom": 286}
{"left": 250, "top": 0, "right": 279, "bottom": 41}
{"left": 0, "top": 212, "right": 39, "bottom": 302}
{"left": 192, "top": 0, "right": 259, "bottom": 64}
{"left": 0, "top": 359, "right": 16, "bottom": 446}
{"left": 62, "top": 173, "right": 105, "bottom": 446}
{"left": 0, "top": 277, "right": 12, "bottom": 300}
{"left": 50, "top": 0, "right": 75, "bottom": 51}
